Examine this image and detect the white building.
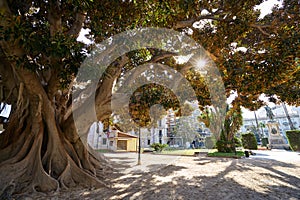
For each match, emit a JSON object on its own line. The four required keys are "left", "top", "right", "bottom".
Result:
{"left": 241, "top": 105, "right": 300, "bottom": 141}
{"left": 140, "top": 107, "right": 209, "bottom": 149}
{"left": 88, "top": 106, "right": 208, "bottom": 150}
{"left": 87, "top": 122, "right": 107, "bottom": 149}
{"left": 87, "top": 122, "right": 138, "bottom": 151}
{"left": 139, "top": 110, "right": 174, "bottom": 148}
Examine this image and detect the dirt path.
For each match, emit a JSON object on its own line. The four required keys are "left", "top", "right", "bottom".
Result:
{"left": 16, "top": 151, "right": 300, "bottom": 200}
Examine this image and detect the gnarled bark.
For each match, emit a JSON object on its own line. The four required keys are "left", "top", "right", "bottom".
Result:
{"left": 0, "top": 64, "right": 113, "bottom": 196}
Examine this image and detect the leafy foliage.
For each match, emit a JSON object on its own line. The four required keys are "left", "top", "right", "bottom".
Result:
{"left": 129, "top": 83, "right": 180, "bottom": 126}
{"left": 286, "top": 130, "right": 300, "bottom": 152}
{"left": 241, "top": 132, "right": 258, "bottom": 150}
{"left": 216, "top": 131, "right": 242, "bottom": 153}
{"left": 0, "top": 0, "right": 299, "bottom": 194}
{"left": 261, "top": 137, "right": 269, "bottom": 147}
{"left": 234, "top": 137, "right": 242, "bottom": 147}
{"left": 201, "top": 104, "right": 243, "bottom": 152}
{"left": 1, "top": 0, "right": 299, "bottom": 120}
{"left": 207, "top": 151, "right": 245, "bottom": 158}
{"left": 222, "top": 105, "right": 243, "bottom": 140}
{"left": 198, "top": 106, "right": 224, "bottom": 140}
{"left": 205, "top": 136, "right": 216, "bottom": 149}
{"left": 216, "top": 139, "right": 234, "bottom": 153}
{"left": 150, "top": 143, "right": 168, "bottom": 152}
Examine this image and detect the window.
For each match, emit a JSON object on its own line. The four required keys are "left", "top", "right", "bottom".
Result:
{"left": 109, "top": 141, "right": 113, "bottom": 146}
{"left": 102, "top": 138, "right": 107, "bottom": 145}
{"left": 147, "top": 139, "right": 151, "bottom": 145}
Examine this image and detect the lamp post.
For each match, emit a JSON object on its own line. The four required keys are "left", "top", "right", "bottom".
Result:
{"left": 137, "top": 127, "right": 141, "bottom": 165}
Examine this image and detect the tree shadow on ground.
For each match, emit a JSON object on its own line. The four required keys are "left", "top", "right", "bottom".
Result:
{"left": 107, "top": 156, "right": 135, "bottom": 170}
{"left": 16, "top": 154, "right": 300, "bottom": 200}
{"left": 252, "top": 152, "right": 270, "bottom": 157}
{"left": 95, "top": 155, "right": 300, "bottom": 200}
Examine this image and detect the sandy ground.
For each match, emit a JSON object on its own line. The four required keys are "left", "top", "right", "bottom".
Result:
{"left": 17, "top": 150, "right": 300, "bottom": 200}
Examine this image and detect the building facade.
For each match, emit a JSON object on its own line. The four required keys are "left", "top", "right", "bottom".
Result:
{"left": 139, "top": 111, "right": 173, "bottom": 148}
{"left": 88, "top": 106, "right": 209, "bottom": 150}
{"left": 241, "top": 105, "right": 300, "bottom": 142}
{"left": 87, "top": 122, "right": 138, "bottom": 151}
{"left": 139, "top": 108, "right": 210, "bottom": 149}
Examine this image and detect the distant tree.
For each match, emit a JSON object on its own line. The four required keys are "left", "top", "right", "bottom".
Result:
{"left": 216, "top": 104, "right": 243, "bottom": 153}
{"left": 198, "top": 106, "right": 224, "bottom": 140}
{"left": 199, "top": 104, "right": 243, "bottom": 152}
{"left": 282, "top": 103, "right": 296, "bottom": 130}
{"left": 259, "top": 122, "right": 266, "bottom": 138}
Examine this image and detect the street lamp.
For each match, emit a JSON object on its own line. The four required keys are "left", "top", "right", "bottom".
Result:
{"left": 135, "top": 118, "right": 141, "bottom": 165}
{"left": 137, "top": 126, "right": 141, "bottom": 165}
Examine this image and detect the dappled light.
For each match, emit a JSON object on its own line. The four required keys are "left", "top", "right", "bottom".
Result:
{"left": 24, "top": 152, "right": 300, "bottom": 199}
{"left": 0, "top": 0, "right": 299, "bottom": 198}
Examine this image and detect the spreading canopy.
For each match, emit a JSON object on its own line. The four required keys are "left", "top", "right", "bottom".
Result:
{"left": 0, "top": 0, "right": 299, "bottom": 195}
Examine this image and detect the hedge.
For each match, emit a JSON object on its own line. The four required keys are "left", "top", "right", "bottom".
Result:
{"left": 241, "top": 132, "right": 258, "bottom": 150}
{"left": 286, "top": 130, "right": 300, "bottom": 152}
{"left": 150, "top": 143, "right": 168, "bottom": 152}
{"left": 216, "top": 137, "right": 242, "bottom": 153}
{"left": 261, "top": 137, "right": 269, "bottom": 147}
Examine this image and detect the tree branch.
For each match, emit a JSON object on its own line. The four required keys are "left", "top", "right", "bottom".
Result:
{"left": 0, "top": 51, "right": 19, "bottom": 103}
{"left": 121, "top": 52, "right": 177, "bottom": 88}
{"left": 175, "top": 13, "right": 273, "bottom": 37}
{"left": 94, "top": 55, "right": 129, "bottom": 116}
{"left": 250, "top": 24, "right": 272, "bottom": 36}
{"left": 62, "top": 55, "right": 129, "bottom": 141}
{"left": 67, "top": 12, "right": 86, "bottom": 38}
{"left": 46, "top": 69, "right": 60, "bottom": 99}
{"left": 174, "top": 12, "right": 230, "bottom": 29}
{"left": 151, "top": 52, "right": 177, "bottom": 62}
{"left": 48, "top": 0, "right": 62, "bottom": 36}
{"left": 63, "top": 55, "right": 129, "bottom": 130}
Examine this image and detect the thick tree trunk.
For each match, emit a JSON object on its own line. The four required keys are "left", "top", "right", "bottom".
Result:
{"left": 0, "top": 68, "right": 112, "bottom": 197}
{"left": 0, "top": 1, "right": 118, "bottom": 197}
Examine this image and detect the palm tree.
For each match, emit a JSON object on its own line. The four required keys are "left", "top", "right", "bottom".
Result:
{"left": 258, "top": 122, "right": 266, "bottom": 138}
{"left": 282, "top": 103, "right": 296, "bottom": 130}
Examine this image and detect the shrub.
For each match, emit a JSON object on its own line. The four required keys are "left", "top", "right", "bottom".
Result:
{"left": 150, "top": 143, "right": 168, "bottom": 152}
{"left": 241, "top": 132, "right": 258, "bottom": 150}
{"left": 216, "top": 138, "right": 241, "bottom": 153}
{"left": 205, "top": 136, "right": 216, "bottom": 149}
{"left": 261, "top": 137, "right": 269, "bottom": 147}
{"left": 216, "top": 131, "right": 241, "bottom": 153}
{"left": 234, "top": 137, "right": 242, "bottom": 147}
{"left": 286, "top": 130, "right": 300, "bottom": 152}
{"left": 216, "top": 140, "right": 235, "bottom": 153}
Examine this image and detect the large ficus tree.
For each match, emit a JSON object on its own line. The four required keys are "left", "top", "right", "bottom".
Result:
{"left": 0, "top": 0, "right": 299, "bottom": 196}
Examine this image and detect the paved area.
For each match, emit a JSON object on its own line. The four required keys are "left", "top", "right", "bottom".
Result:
{"left": 103, "top": 150, "right": 300, "bottom": 173}
{"left": 100, "top": 150, "right": 300, "bottom": 200}
{"left": 22, "top": 150, "right": 300, "bottom": 199}
{"left": 250, "top": 149, "right": 300, "bottom": 162}
{"left": 103, "top": 152, "right": 182, "bottom": 173}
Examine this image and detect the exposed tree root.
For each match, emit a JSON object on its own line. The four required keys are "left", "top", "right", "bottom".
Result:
{"left": 0, "top": 65, "right": 113, "bottom": 197}
{"left": 0, "top": 126, "right": 59, "bottom": 194}
{"left": 0, "top": 103, "right": 112, "bottom": 197}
